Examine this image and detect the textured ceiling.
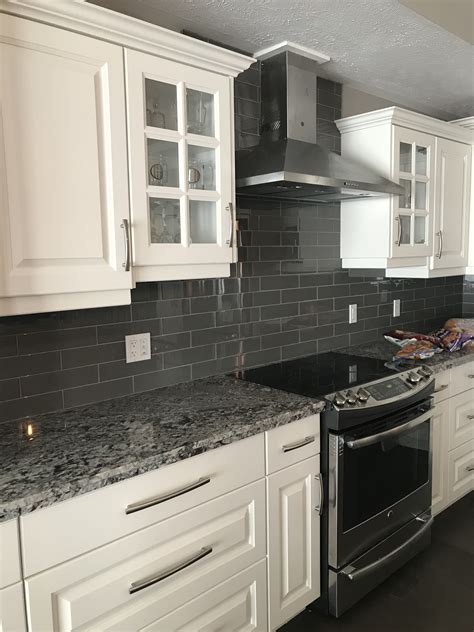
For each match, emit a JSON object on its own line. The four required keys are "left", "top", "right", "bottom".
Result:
{"left": 90, "top": 0, "right": 474, "bottom": 119}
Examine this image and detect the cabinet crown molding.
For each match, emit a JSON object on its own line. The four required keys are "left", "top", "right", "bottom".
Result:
{"left": 0, "top": 0, "right": 255, "bottom": 76}
{"left": 336, "top": 106, "right": 473, "bottom": 145}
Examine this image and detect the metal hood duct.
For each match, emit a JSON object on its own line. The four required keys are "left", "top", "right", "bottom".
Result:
{"left": 236, "top": 48, "right": 403, "bottom": 203}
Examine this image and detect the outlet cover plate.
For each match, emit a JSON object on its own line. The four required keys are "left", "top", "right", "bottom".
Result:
{"left": 393, "top": 299, "right": 401, "bottom": 317}
{"left": 125, "top": 333, "right": 151, "bottom": 363}
{"left": 349, "top": 304, "right": 358, "bottom": 324}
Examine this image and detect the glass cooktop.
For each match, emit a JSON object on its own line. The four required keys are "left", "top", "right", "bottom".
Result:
{"left": 236, "top": 352, "right": 397, "bottom": 399}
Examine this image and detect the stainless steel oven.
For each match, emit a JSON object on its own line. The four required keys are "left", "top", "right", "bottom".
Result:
{"left": 318, "top": 367, "right": 435, "bottom": 617}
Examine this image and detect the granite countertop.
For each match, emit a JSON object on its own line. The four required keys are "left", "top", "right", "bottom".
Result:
{"left": 0, "top": 375, "right": 324, "bottom": 523}
{"left": 336, "top": 340, "right": 474, "bottom": 374}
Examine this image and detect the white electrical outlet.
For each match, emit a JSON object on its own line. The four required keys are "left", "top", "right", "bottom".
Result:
{"left": 393, "top": 299, "right": 401, "bottom": 317}
{"left": 349, "top": 304, "right": 358, "bottom": 324}
{"left": 125, "top": 333, "right": 151, "bottom": 363}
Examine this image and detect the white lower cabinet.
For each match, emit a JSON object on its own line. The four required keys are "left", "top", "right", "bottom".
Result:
{"left": 449, "top": 389, "right": 474, "bottom": 450}
{"left": 0, "top": 582, "right": 27, "bottom": 632}
{"left": 448, "top": 441, "right": 474, "bottom": 504}
{"left": 25, "top": 480, "right": 265, "bottom": 631}
{"left": 431, "top": 399, "right": 450, "bottom": 516}
{"left": 144, "top": 561, "right": 268, "bottom": 632}
{"left": 267, "top": 456, "right": 321, "bottom": 631}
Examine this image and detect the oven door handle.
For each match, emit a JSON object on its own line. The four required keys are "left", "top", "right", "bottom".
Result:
{"left": 345, "top": 409, "right": 432, "bottom": 450}
{"left": 341, "top": 514, "right": 433, "bottom": 582}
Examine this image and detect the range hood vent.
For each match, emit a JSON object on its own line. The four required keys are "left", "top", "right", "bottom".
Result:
{"left": 236, "top": 48, "right": 403, "bottom": 203}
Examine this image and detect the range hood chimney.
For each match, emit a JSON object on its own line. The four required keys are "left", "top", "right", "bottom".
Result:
{"left": 236, "top": 45, "right": 403, "bottom": 203}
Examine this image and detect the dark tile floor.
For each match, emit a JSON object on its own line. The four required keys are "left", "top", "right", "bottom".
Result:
{"left": 280, "top": 492, "right": 474, "bottom": 632}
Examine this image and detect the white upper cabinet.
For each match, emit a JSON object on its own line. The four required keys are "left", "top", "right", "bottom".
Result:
{"left": 0, "top": 14, "right": 132, "bottom": 316}
{"left": 125, "top": 50, "right": 235, "bottom": 282}
{"left": 337, "top": 107, "right": 472, "bottom": 278}
{"left": 0, "top": 1, "right": 254, "bottom": 315}
{"left": 432, "top": 138, "right": 471, "bottom": 269}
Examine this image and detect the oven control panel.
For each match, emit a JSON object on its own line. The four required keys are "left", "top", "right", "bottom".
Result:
{"left": 327, "top": 365, "right": 434, "bottom": 410}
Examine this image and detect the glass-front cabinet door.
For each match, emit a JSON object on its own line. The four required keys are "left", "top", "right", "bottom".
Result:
{"left": 126, "top": 50, "right": 234, "bottom": 280}
{"left": 391, "top": 127, "right": 435, "bottom": 258}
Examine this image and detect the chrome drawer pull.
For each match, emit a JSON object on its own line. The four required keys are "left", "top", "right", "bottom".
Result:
{"left": 125, "top": 477, "right": 211, "bottom": 515}
{"left": 120, "top": 219, "right": 131, "bottom": 272}
{"left": 282, "top": 435, "right": 315, "bottom": 453}
{"left": 434, "top": 384, "right": 448, "bottom": 393}
{"left": 129, "top": 546, "right": 213, "bottom": 594}
{"left": 468, "top": 375, "right": 474, "bottom": 379}
{"left": 466, "top": 464, "right": 474, "bottom": 472}
{"left": 315, "top": 473, "right": 324, "bottom": 516}
{"left": 467, "top": 415, "right": 474, "bottom": 420}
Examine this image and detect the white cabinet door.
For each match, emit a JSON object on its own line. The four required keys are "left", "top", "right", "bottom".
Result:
{"left": 0, "top": 582, "right": 27, "bottom": 632}
{"left": 448, "top": 441, "right": 474, "bottom": 503}
{"left": 0, "top": 15, "right": 132, "bottom": 314}
{"left": 267, "top": 456, "right": 321, "bottom": 631}
{"left": 141, "top": 561, "right": 268, "bottom": 632}
{"left": 391, "top": 126, "right": 435, "bottom": 259}
{"left": 449, "top": 389, "right": 474, "bottom": 450}
{"left": 431, "top": 400, "right": 449, "bottom": 516}
{"left": 125, "top": 49, "right": 234, "bottom": 282}
{"left": 432, "top": 138, "right": 471, "bottom": 269}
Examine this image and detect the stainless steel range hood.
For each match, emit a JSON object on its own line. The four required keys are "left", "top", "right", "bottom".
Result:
{"left": 236, "top": 50, "right": 403, "bottom": 203}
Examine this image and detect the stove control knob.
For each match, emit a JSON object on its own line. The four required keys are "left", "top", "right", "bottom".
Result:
{"left": 334, "top": 392, "right": 346, "bottom": 407}
{"left": 346, "top": 390, "right": 357, "bottom": 405}
{"left": 357, "top": 388, "right": 370, "bottom": 403}
{"left": 407, "top": 371, "right": 422, "bottom": 385}
{"left": 418, "top": 367, "right": 432, "bottom": 379}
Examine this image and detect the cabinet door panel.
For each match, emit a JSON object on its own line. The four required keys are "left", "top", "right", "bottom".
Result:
{"left": 449, "top": 389, "right": 474, "bottom": 450}
{"left": 431, "top": 400, "right": 449, "bottom": 516}
{"left": 432, "top": 138, "right": 471, "bottom": 269}
{"left": 448, "top": 441, "right": 474, "bottom": 503}
{"left": 125, "top": 49, "right": 233, "bottom": 279}
{"left": 0, "top": 582, "right": 27, "bottom": 632}
{"left": 391, "top": 127, "right": 435, "bottom": 258}
{"left": 267, "top": 456, "right": 321, "bottom": 631}
{"left": 0, "top": 15, "right": 132, "bottom": 302}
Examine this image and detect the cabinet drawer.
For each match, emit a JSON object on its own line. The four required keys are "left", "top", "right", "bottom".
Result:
{"left": 0, "top": 582, "right": 27, "bottom": 632}
{"left": 432, "top": 369, "right": 451, "bottom": 404}
{"left": 0, "top": 519, "right": 21, "bottom": 588}
{"left": 449, "top": 389, "right": 474, "bottom": 450}
{"left": 265, "top": 415, "right": 320, "bottom": 474}
{"left": 448, "top": 441, "right": 474, "bottom": 504}
{"left": 21, "top": 433, "right": 264, "bottom": 576}
{"left": 450, "top": 361, "right": 474, "bottom": 396}
{"left": 25, "top": 480, "right": 266, "bottom": 632}
{"left": 127, "top": 561, "right": 267, "bottom": 632}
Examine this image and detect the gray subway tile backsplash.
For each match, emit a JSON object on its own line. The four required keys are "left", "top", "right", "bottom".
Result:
{"left": 0, "top": 70, "right": 470, "bottom": 423}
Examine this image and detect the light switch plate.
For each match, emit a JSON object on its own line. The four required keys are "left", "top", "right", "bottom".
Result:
{"left": 393, "top": 299, "right": 401, "bottom": 317}
{"left": 125, "top": 333, "right": 151, "bottom": 363}
{"left": 349, "top": 304, "right": 358, "bottom": 324}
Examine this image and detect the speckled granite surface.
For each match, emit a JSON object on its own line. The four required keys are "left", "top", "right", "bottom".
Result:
{"left": 0, "top": 375, "right": 323, "bottom": 522}
{"left": 336, "top": 340, "right": 474, "bottom": 374}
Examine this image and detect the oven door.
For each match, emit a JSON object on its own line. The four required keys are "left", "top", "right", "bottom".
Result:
{"left": 328, "top": 402, "right": 432, "bottom": 569}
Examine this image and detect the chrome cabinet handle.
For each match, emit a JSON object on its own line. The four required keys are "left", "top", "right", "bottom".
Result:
{"left": 346, "top": 409, "right": 431, "bottom": 449}
{"left": 226, "top": 202, "right": 234, "bottom": 247}
{"left": 467, "top": 415, "right": 474, "bottom": 420}
{"left": 282, "top": 435, "right": 316, "bottom": 453}
{"left": 121, "top": 219, "right": 131, "bottom": 271}
{"left": 129, "top": 546, "right": 213, "bottom": 594}
{"left": 125, "top": 477, "right": 211, "bottom": 515}
{"left": 468, "top": 375, "right": 474, "bottom": 379}
{"left": 434, "top": 384, "right": 449, "bottom": 393}
{"left": 315, "top": 473, "right": 324, "bottom": 516}
{"left": 466, "top": 464, "right": 474, "bottom": 472}
{"left": 394, "top": 216, "right": 401, "bottom": 246}
{"left": 436, "top": 230, "right": 443, "bottom": 259}
{"left": 341, "top": 515, "right": 433, "bottom": 582}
